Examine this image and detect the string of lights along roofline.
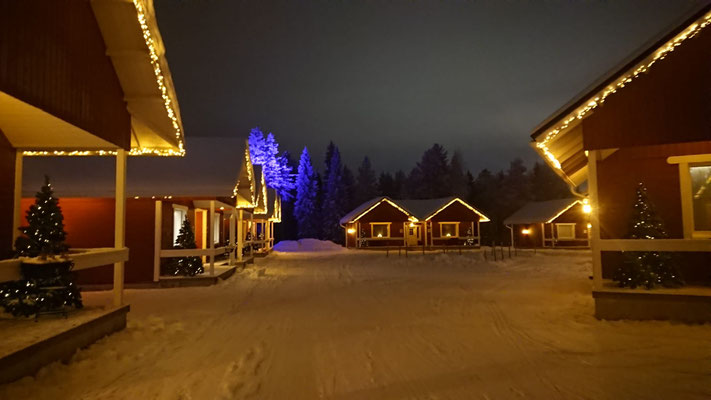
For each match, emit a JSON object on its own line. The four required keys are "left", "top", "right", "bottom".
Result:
{"left": 536, "top": 11, "right": 711, "bottom": 171}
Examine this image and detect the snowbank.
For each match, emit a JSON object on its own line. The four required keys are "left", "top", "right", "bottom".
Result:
{"left": 273, "top": 239, "right": 346, "bottom": 253}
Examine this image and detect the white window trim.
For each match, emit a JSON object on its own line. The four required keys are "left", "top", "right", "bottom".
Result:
{"left": 439, "top": 222, "right": 459, "bottom": 238}
{"left": 370, "top": 222, "right": 391, "bottom": 238}
{"left": 172, "top": 204, "right": 189, "bottom": 243}
{"left": 668, "top": 155, "right": 711, "bottom": 239}
{"left": 555, "top": 223, "right": 576, "bottom": 240}
{"left": 213, "top": 213, "right": 222, "bottom": 244}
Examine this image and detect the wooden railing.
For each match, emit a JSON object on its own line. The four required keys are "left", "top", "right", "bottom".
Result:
{"left": 0, "top": 247, "right": 129, "bottom": 283}
{"left": 597, "top": 239, "right": 711, "bottom": 252}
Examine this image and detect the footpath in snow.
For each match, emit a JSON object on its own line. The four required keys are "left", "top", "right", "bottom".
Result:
{"left": 1, "top": 241, "right": 709, "bottom": 399}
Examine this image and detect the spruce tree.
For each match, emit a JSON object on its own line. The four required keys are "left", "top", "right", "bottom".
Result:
{"left": 166, "top": 218, "right": 204, "bottom": 276}
{"left": 15, "top": 175, "right": 68, "bottom": 258}
{"left": 448, "top": 151, "right": 468, "bottom": 198}
{"left": 408, "top": 144, "right": 450, "bottom": 199}
{"left": 355, "top": 156, "right": 378, "bottom": 204}
{"left": 613, "top": 183, "right": 684, "bottom": 289}
{"left": 342, "top": 165, "right": 356, "bottom": 212}
{"left": 294, "top": 147, "right": 320, "bottom": 238}
{"left": 378, "top": 172, "right": 396, "bottom": 198}
{"left": 321, "top": 144, "right": 345, "bottom": 243}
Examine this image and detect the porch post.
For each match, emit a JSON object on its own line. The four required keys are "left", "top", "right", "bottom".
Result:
{"left": 541, "top": 223, "right": 545, "bottom": 247}
{"left": 250, "top": 212, "right": 254, "bottom": 257}
{"left": 209, "top": 200, "right": 215, "bottom": 276}
{"left": 229, "top": 209, "right": 236, "bottom": 265}
{"left": 12, "top": 151, "right": 23, "bottom": 243}
{"left": 403, "top": 222, "right": 407, "bottom": 248}
{"left": 153, "top": 200, "right": 162, "bottom": 282}
{"left": 237, "top": 209, "right": 244, "bottom": 262}
{"left": 509, "top": 224, "right": 514, "bottom": 249}
{"left": 113, "top": 149, "right": 127, "bottom": 307}
{"left": 588, "top": 150, "right": 603, "bottom": 290}
{"left": 265, "top": 220, "right": 270, "bottom": 250}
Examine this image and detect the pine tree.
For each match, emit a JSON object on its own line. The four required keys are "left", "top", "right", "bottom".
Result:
{"left": 294, "top": 147, "right": 320, "bottom": 238}
{"left": 321, "top": 144, "right": 345, "bottom": 243}
{"left": 355, "top": 156, "right": 378, "bottom": 204}
{"left": 341, "top": 166, "right": 356, "bottom": 212}
{"left": 378, "top": 172, "right": 396, "bottom": 198}
{"left": 613, "top": 183, "right": 684, "bottom": 289}
{"left": 448, "top": 151, "right": 468, "bottom": 198}
{"left": 15, "top": 176, "right": 68, "bottom": 258}
{"left": 165, "top": 218, "right": 204, "bottom": 276}
{"left": 248, "top": 127, "right": 295, "bottom": 199}
{"left": 530, "top": 161, "right": 570, "bottom": 201}
{"left": 408, "top": 144, "right": 450, "bottom": 199}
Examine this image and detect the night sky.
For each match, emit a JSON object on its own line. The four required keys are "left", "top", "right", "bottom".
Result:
{"left": 24, "top": 0, "right": 708, "bottom": 195}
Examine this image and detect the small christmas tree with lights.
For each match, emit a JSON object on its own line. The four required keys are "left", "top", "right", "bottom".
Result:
{"left": 613, "top": 183, "right": 684, "bottom": 289}
{"left": 14, "top": 175, "right": 68, "bottom": 257}
{"left": 165, "top": 217, "right": 204, "bottom": 276}
{"left": 0, "top": 176, "right": 82, "bottom": 317}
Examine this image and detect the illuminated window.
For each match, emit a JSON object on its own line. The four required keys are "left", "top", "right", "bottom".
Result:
{"left": 690, "top": 165, "right": 711, "bottom": 232}
{"left": 439, "top": 222, "right": 459, "bottom": 238}
{"left": 556, "top": 223, "right": 576, "bottom": 240}
{"left": 172, "top": 205, "right": 188, "bottom": 244}
{"left": 213, "top": 214, "right": 221, "bottom": 244}
{"left": 371, "top": 223, "right": 390, "bottom": 238}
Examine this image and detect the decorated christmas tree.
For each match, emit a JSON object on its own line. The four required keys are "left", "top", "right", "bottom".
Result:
{"left": 14, "top": 175, "right": 68, "bottom": 258}
{"left": 0, "top": 176, "right": 82, "bottom": 317}
{"left": 613, "top": 183, "right": 684, "bottom": 289}
{"left": 165, "top": 217, "right": 204, "bottom": 276}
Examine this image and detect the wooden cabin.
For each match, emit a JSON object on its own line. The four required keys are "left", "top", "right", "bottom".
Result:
{"left": 505, "top": 198, "right": 590, "bottom": 248}
{"left": 0, "top": 0, "right": 186, "bottom": 306}
{"left": 530, "top": 5, "right": 711, "bottom": 321}
{"left": 340, "top": 197, "right": 490, "bottom": 249}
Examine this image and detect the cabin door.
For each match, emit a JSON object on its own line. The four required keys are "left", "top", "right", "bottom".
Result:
{"left": 407, "top": 226, "right": 419, "bottom": 246}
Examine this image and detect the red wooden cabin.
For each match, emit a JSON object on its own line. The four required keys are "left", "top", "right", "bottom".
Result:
{"left": 505, "top": 198, "right": 591, "bottom": 248}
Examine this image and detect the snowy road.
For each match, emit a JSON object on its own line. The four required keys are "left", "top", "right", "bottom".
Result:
{"left": 2, "top": 243, "right": 710, "bottom": 399}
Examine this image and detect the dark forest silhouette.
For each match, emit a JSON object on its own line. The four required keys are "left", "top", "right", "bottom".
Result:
{"left": 276, "top": 143, "right": 571, "bottom": 245}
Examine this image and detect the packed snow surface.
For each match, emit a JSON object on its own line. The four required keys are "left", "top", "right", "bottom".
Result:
{"left": 273, "top": 238, "right": 346, "bottom": 253}
{"left": 2, "top": 245, "right": 710, "bottom": 399}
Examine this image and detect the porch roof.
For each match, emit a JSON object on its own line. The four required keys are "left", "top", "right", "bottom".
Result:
{"left": 340, "top": 196, "right": 490, "bottom": 225}
{"left": 504, "top": 198, "right": 580, "bottom": 225}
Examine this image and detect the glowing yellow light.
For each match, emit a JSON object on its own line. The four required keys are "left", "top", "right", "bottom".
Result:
{"left": 534, "top": 12, "right": 711, "bottom": 174}
{"left": 219, "top": 207, "right": 225, "bottom": 210}
{"left": 134, "top": 196, "right": 140, "bottom": 199}
{"left": 587, "top": 223, "right": 592, "bottom": 229}
{"left": 347, "top": 228, "right": 356, "bottom": 234}
{"left": 377, "top": 233, "right": 383, "bottom": 238}
{"left": 409, "top": 222, "right": 416, "bottom": 227}
{"left": 445, "top": 233, "right": 451, "bottom": 237}
{"left": 583, "top": 204, "right": 592, "bottom": 214}
{"left": 522, "top": 228, "right": 531, "bottom": 235}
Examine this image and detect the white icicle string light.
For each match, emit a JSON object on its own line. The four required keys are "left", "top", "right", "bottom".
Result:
{"left": 536, "top": 12, "right": 711, "bottom": 171}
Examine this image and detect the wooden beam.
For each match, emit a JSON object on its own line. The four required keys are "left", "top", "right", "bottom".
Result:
{"left": 588, "top": 150, "right": 603, "bottom": 290}
{"left": 598, "top": 239, "right": 711, "bottom": 252}
{"left": 237, "top": 209, "right": 243, "bottom": 262}
{"left": 153, "top": 200, "right": 161, "bottom": 282}
{"left": 113, "top": 149, "right": 127, "bottom": 307}
{"left": 209, "top": 200, "right": 215, "bottom": 276}
{"left": 12, "top": 151, "right": 22, "bottom": 244}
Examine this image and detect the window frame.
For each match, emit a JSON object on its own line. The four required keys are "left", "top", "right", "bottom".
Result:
{"left": 668, "top": 154, "right": 711, "bottom": 239}
{"left": 370, "top": 222, "right": 391, "bottom": 239}
{"left": 438, "top": 222, "right": 459, "bottom": 238}
{"left": 555, "top": 223, "right": 576, "bottom": 240}
{"left": 213, "top": 213, "right": 222, "bottom": 245}
{"left": 172, "top": 204, "right": 189, "bottom": 244}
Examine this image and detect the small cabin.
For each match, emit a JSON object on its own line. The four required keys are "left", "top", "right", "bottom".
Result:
{"left": 340, "top": 197, "right": 490, "bottom": 248}
{"left": 504, "top": 198, "right": 590, "bottom": 248}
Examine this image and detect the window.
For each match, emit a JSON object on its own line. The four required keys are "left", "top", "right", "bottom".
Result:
{"left": 439, "top": 222, "right": 459, "bottom": 238}
{"left": 172, "top": 205, "right": 188, "bottom": 244}
{"left": 213, "top": 214, "right": 221, "bottom": 244}
{"left": 690, "top": 165, "right": 711, "bottom": 232}
{"left": 371, "top": 223, "right": 390, "bottom": 238}
{"left": 556, "top": 223, "right": 576, "bottom": 240}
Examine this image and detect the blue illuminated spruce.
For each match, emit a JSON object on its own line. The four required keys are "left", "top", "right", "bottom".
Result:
{"left": 613, "top": 183, "right": 684, "bottom": 289}
{"left": 321, "top": 144, "right": 345, "bottom": 243}
{"left": 294, "top": 147, "right": 320, "bottom": 238}
{"left": 248, "top": 128, "right": 295, "bottom": 199}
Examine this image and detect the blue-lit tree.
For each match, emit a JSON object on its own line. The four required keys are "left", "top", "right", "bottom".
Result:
{"left": 248, "top": 128, "right": 295, "bottom": 199}
{"left": 294, "top": 147, "right": 320, "bottom": 238}
{"left": 321, "top": 144, "right": 345, "bottom": 243}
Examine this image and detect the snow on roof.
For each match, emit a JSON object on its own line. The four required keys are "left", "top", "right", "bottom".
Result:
{"left": 340, "top": 196, "right": 490, "bottom": 225}
{"left": 504, "top": 198, "right": 581, "bottom": 225}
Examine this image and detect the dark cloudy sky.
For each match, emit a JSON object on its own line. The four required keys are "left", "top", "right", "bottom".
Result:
{"left": 153, "top": 0, "right": 705, "bottom": 172}
{"left": 24, "top": 0, "right": 710, "bottom": 194}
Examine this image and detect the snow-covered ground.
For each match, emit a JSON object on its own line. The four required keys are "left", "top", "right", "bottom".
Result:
{"left": 2, "top": 242, "right": 710, "bottom": 399}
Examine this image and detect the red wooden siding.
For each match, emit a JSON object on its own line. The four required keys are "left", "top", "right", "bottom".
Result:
{"left": 429, "top": 201, "right": 480, "bottom": 245}
{"left": 0, "top": 129, "right": 15, "bottom": 257}
{"left": 353, "top": 202, "right": 409, "bottom": 246}
{"left": 0, "top": 0, "right": 130, "bottom": 148}
{"left": 582, "top": 25, "right": 711, "bottom": 150}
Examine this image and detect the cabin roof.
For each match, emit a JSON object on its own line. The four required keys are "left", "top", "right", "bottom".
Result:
{"left": 529, "top": 4, "right": 711, "bottom": 189}
{"left": 339, "top": 196, "right": 490, "bottom": 225}
{"left": 503, "top": 198, "right": 581, "bottom": 225}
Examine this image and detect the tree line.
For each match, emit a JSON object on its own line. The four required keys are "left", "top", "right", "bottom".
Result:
{"left": 274, "top": 141, "right": 572, "bottom": 245}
